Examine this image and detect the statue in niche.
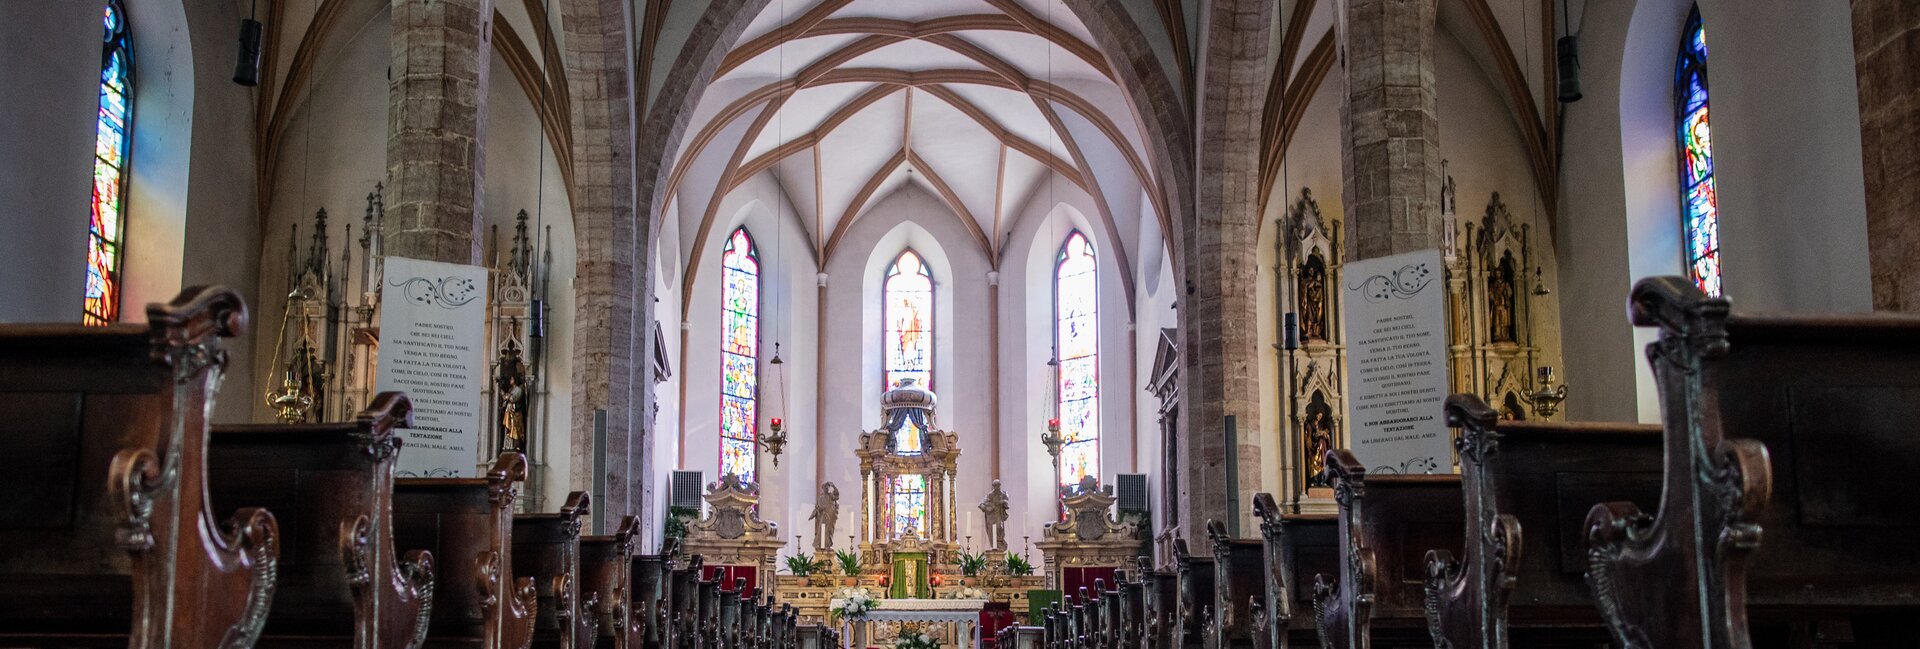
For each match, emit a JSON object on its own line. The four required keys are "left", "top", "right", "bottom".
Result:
{"left": 1501, "top": 392, "right": 1528, "bottom": 421}
{"left": 809, "top": 482, "right": 840, "bottom": 550}
{"left": 979, "top": 479, "right": 1010, "bottom": 551}
{"left": 1298, "top": 254, "right": 1329, "bottom": 342}
{"left": 1488, "top": 254, "right": 1518, "bottom": 343}
{"left": 1303, "top": 393, "right": 1336, "bottom": 487}
{"left": 495, "top": 341, "right": 531, "bottom": 452}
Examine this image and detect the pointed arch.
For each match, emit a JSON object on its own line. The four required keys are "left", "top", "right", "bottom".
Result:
{"left": 718, "top": 226, "right": 762, "bottom": 482}
{"left": 1054, "top": 230, "right": 1100, "bottom": 488}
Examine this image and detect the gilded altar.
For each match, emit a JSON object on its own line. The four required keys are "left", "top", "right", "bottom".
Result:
{"left": 1033, "top": 477, "right": 1143, "bottom": 594}
{"left": 681, "top": 474, "right": 785, "bottom": 596}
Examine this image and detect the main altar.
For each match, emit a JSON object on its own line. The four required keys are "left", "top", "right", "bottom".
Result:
{"left": 775, "top": 379, "right": 1043, "bottom": 646}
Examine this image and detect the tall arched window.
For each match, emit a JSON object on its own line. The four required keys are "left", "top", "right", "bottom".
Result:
{"left": 718, "top": 227, "right": 761, "bottom": 483}
{"left": 883, "top": 249, "right": 933, "bottom": 454}
{"left": 1055, "top": 231, "right": 1100, "bottom": 489}
{"left": 1676, "top": 6, "right": 1721, "bottom": 296}
{"left": 86, "top": 0, "right": 133, "bottom": 325}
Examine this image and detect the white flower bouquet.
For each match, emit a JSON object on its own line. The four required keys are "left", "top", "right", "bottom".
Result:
{"left": 894, "top": 631, "right": 941, "bottom": 649}
{"left": 945, "top": 586, "right": 988, "bottom": 600}
{"left": 833, "top": 587, "right": 878, "bottom": 621}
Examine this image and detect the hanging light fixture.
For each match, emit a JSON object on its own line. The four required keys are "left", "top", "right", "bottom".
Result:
{"left": 1556, "top": 0, "right": 1583, "bottom": 102}
{"left": 761, "top": 343, "right": 790, "bottom": 465}
{"left": 233, "top": 0, "right": 263, "bottom": 86}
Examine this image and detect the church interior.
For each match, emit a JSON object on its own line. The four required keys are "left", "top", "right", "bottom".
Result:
{"left": 1, "top": 0, "right": 1916, "bottom": 647}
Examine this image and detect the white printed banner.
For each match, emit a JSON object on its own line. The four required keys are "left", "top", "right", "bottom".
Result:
{"left": 376, "top": 256, "right": 488, "bottom": 477}
{"left": 1341, "top": 249, "right": 1452, "bottom": 474}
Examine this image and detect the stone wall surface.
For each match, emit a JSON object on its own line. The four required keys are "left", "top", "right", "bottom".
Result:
{"left": 1855, "top": 0, "right": 1920, "bottom": 311}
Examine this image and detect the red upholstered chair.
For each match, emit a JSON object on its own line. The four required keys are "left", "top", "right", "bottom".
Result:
{"left": 979, "top": 601, "right": 1016, "bottom": 647}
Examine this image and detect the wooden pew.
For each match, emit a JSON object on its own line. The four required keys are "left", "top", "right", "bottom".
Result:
{"left": 1139, "top": 559, "right": 1180, "bottom": 649}
{"left": 1173, "top": 539, "right": 1214, "bottom": 649}
{"left": 1071, "top": 587, "right": 1091, "bottom": 649}
{"left": 1205, "top": 520, "right": 1263, "bottom": 649}
{"left": 0, "top": 286, "right": 279, "bottom": 648}
{"left": 630, "top": 542, "right": 674, "bottom": 649}
{"left": 515, "top": 491, "right": 594, "bottom": 648}
{"left": 209, "top": 391, "right": 435, "bottom": 647}
{"left": 392, "top": 452, "right": 537, "bottom": 649}
{"left": 1095, "top": 578, "right": 1119, "bottom": 649}
{"left": 695, "top": 572, "right": 718, "bottom": 649}
{"left": 1584, "top": 276, "right": 1920, "bottom": 647}
{"left": 1424, "top": 395, "right": 1662, "bottom": 649}
{"left": 1248, "top": 499, "right": 1338, "bottom": 649}
{"left": 715, "top": 579, "right": 741, "bottom": 648}
{"left": 1314, "top": 449, "right": 1463, "bottom": 649}
{"left": 1042, "top": 602, "right": 1061, "bottom": 649}
{"left": 581, "top": 516, "right": 639, "bottom": 649}
{"left": 671, "top": 557, "right": 704, "bottom": 649}
{"left": 1118, "top": 571, "right": 1146, "bottom": 648}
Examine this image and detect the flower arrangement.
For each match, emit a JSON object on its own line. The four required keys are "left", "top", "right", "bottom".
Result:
{"left": 945, "top": 586, "right": 988, "bottom": 600}
{"left": 894, "top": 630, "right": 941, "bottom": 649}
{"left": 832, "top": 587, "right": 878, "bottom": 621}
{"left": 1004, "top": 552, "right": 1035, "bottom": 576}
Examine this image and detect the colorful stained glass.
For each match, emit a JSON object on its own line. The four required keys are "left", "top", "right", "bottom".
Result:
{"left": 888, "top": 474, "right": 927, "bottom": 539}
{"left": 1676, "top": 6, "right": 1721, "bottom": 297}
{"left": 1055, "top": 232, "right": 1100, "bottom": 490}
{"left": 86, "top": 0, "right": 132, "bottom": 326}
{"left": 719, "top": 228, "right": 760, "bottom": 484}
{"left": 895, "top": 416, "right": 924, "bottom": 455}
{"left": 884, "top": 250, "right": 934, "bottom": 391}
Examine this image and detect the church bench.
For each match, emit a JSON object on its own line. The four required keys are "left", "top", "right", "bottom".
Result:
{"left": 671, "top": 557, "right": 703, "bottom": 649}
{"left": 1118, "top": 570, "right": 1146, "bottom": 648}
{"left": 629, "top": 543, "right": 673, "bottom": 649}
{"left": 0, "top": 286, "right": 279, "bottom": 648}
{"left": 695, "top": 570, "right": 719, "bottom": 649}
{"left": 714, "top": 579, "right": 742, "bottom": 648}
{"left": 1072, "top": 587, "right": 1092, "bottom": 649}
{"left": 1424, "top": 395, "right": 1662, "bottom": 649}
{"left": 1140, "top": 559, "right": 1180, "bottom": 649}
{"left": 1250, "top": 495, "right": 1339, "bottom": 649}
{"left": 1314, "top": 449, "right": 1463, "bottom": 649}
{"left": 1095, "top": 577, "right": 1121, "bottom": 649}
{"left": 515, "top": 491, "right": 594, "bottom": 649}
{"left": 1173, "top": 539, "right": 1215, "bottom": 649}
{"left": 208, "top": 391, "right": 435, "bottom": 648}
{"left": 580, "top": 516, "right": 639, "bottom": 649}
{"left": 1042, "top": 601, "right": 1063, "bottom": 649}
{"left": 1205, "top": 521, "right": 1263, "bottom": 649}
{"left": 1584, "top": 276, "right": 1920, "bottom": 648}
{"left": 391, "top": 452, "right": 537, "bottom": 649}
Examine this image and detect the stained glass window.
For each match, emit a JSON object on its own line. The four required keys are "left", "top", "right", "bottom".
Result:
{"left": 887, "top": 474, "right": 927, "bottom": 539}
{"left": 883, "top": 250, "right": 933, "bottom": 454}
{"left": 86, "top": 0, "right": 133, "bottom": 326}
{"left": 719, "top": 227, "right": 760, "bottom": 483}
{"left": 1676, "top": 6, "right": 1721, "bottom": 297}
{"left": 1056, "top": 232, "right": 1100, "bottom": 490}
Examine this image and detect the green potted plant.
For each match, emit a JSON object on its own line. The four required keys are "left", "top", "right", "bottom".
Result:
{"left": 956, "top": 551, "right": 988, "bottom": 585}
{"left": 1004, "top": 552, "right": 1035, "bottom": 577}
{"left": 835, "top": 549, "right": 863, "bottom": 585}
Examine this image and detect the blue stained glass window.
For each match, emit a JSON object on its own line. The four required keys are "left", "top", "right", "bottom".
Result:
{"left": 1676, "top": 6, "right": 1721, "bottom": 296}
{"left": 87, "top": 0, "right": 132, "bottom": 325}
{"left": 719, "top": 228, "right": 760, "bottom": 483}
{"left": 887, "top": 474, "right": 927, "bottom": 539}
{"left": 1055, "top": 232, "right": 1100, "bottom": 490}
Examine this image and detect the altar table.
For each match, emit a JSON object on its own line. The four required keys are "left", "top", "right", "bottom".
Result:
{"left": 832, "top": 599, "right": 988, "bottom": 649}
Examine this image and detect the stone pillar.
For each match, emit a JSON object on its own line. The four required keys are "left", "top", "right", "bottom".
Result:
{"left": 1853, "top": 0, "right": 1920, "bottom": 311}
{"left": 384, "top": 0, "right": 493, "bottom": 264}
{"left": 1338, "top": 0, "right": 1443, "bottom": 259}
{"left": 1182, "top": 0, "right": 1272, "bottom": 545}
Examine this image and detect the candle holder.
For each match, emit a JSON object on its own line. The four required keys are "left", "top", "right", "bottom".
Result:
{"left": 1040, "top": 417, "right": 1064, "bottom": 459}
{"left": 1523, "top": 366, "right": 1570, "bottom": 418}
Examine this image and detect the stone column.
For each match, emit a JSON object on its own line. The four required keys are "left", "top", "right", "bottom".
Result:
{"left": 1338, "top": 0, "right": 1443, "bottom": 259}
{"left": 1182, "top": 0, "right": 1272, "bottom": 545}
{"left": 1853, "top": 0, "right": 1920, "bottom": 311}
{"left": 384, "top": 0, "right": 493, "bottom": 264}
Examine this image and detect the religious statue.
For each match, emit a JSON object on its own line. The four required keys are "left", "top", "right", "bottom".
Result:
{"left": 1303, "top": 405, "right": 1335, "bottom": 486}
{"left": 496, "top": 341, "right": 531, "bottom": 452}
{"left": 979, "top": 479, "right": 1010, "bottom": 551}
{"left": 1488, "top": 256, "right": 1517, "bottom": 343}
{"left": 1298, "top": 255, "right": 1329, "bottom": 342}
{"left": 809, "top": 482, "right": 840, "bottom": 550}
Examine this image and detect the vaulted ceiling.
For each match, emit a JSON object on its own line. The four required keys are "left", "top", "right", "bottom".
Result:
{"left": 664, "top": 0, "right": 1165, "bottom": 300}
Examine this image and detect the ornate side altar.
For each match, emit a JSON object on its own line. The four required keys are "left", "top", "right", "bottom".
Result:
{"left": 682, "top": 474, "right": 785, "bottom": 596}
{"left": 1033, "top": 477, "right": 1143, "bottom": 596}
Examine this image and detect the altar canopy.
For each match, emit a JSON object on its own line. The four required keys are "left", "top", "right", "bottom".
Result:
{"left": 859, "top": 381, "right": 962, "bottom": 569}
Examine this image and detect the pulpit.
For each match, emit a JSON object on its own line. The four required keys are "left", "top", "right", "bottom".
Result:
{"left": 1033, "top": 477, "right": 1143, "bottom": 596}
{"left": 682, "top": 474, "right": 786, "bottom": 597}
{"left": 857, "top": 379, "right": 962, "bottom": 569}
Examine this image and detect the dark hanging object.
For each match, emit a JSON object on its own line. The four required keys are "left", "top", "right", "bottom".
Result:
{"left": 233, "top": 18, "right": 264, "bottom": 86}
{"left": 1557, "top": 35, "right": 1583, "bottom": 103}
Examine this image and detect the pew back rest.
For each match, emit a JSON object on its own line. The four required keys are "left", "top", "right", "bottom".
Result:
{"left": 1349, "top": 474, "right": 1464, "bottom": 615}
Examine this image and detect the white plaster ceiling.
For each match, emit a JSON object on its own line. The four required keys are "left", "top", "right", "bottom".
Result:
{"left": 665, "top": 0, "right": 1165, "bottom": 287}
